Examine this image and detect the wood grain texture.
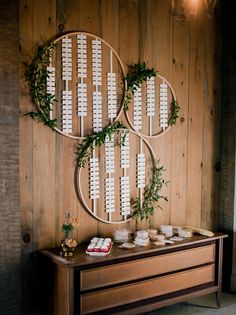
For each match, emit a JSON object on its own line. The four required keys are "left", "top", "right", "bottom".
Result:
{"left": 170, "top": 12, "right": 189, "bottom": 226}
{"left": 76, "top": 0, "right": 101, "bottom": 242}
{"left": 119, "top": 0, "right": 140, "bottom": 232}
{"left": 55, "top": 0, "right": 83, "bottom": 246}
{"left": 152, "top": 0, "right": 172, "bottom": 227}
{"left": 20, "top": 0, "right": 34, "bottom": 251}
{"left": 19, "top": 2, "right": 35, "bottom": 311}
{"left": 81, "top": 265, "right": 214, "bottom": 314}
{"left": 80, "top": 244, "right": 215, "bottom": 290}
{"left": 32, "top": 0, "right": 56, "bottom": 250}
{"left": 201, "top": 8, "right": 221, "bottom": 230}
{"left": 98, "top": 0, "right": 120, "bottom": 236}
{"left": 52, "top": 265, "right": 73, "bottom": 315}
{"left": 186, "top": 8, "right": 204, "bottom": 227}
{"left": 19, "top": 0, "right": 221, "bottom": 253}
{"left": 41, "top": 234, "right": 226, "bottom": 315}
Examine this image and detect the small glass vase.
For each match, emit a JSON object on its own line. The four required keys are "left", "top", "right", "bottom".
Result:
{"left": 60, "top": 239, "right": 75, "bottom": 257}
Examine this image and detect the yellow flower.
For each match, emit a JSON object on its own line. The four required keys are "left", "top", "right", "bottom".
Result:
{"left": 71, "top": 216, "right": 79, "bottom": 229}
{"left": 65, "top": 239, "right": 77, "bottom": 248}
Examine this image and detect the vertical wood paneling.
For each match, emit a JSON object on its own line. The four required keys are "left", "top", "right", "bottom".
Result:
{"left": 170, "top": 12, "right": 189, "bottom": 226}
{"left": 186, "top": 9, "right": 204, "bottom": 227}
{"left": 55, "top": 0, "right": 102, "bottom": 244}
{"left": 201, "top": 6, "right": 221, "bottom": 230}
{"left": 119, "top": 0, "right": 140, "bottom": 232}
{"left": 201, "top": 11, "right": 216, "bottom": 230}
{"left": 153, "top": 0, "right": 172, "bottom": 227}
{"left": 212, "top": 5, "right": 222, "bottom": 231}
{"left": 76, "top": 0, "right": 101, "bottom": 242}
{"left": 19, "top": 0, "right": 221, "bottom": 252}
{"left": 20, "top": 0, "right": 34, "bottom": 253}
{"left": 19, "top": 1, "right": 34, "bottom": 310}
{"left": 137, "top": 0, "right": 155, "bottom": 230}
{"left": 32, "top": 0, "right": 56, "bottom": 249}
{"left": 119, "top": 0, "right": 139, "bottom": 69}
{"left": 98, "top": 0, "right": 120, "bottom": 236}
{"left": 55, "top": 0, "right": 83, "bottom": 246}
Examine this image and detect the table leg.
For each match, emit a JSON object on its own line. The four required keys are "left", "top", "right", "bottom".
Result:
{"left": 216, "top": 238, "right": 223, "bottom": 308}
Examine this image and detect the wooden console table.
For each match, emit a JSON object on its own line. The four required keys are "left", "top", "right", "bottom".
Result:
{"left": 39, "top": 233, "right": 227, "bottom": 315}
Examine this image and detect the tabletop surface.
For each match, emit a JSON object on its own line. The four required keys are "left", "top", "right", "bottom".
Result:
{"left": 40, "top": 233, "right": 227, "bottom": 268}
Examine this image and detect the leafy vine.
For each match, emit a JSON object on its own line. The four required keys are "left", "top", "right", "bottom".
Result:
{"left": 123, "top": 63, "right": 157, "bottom": 111}
{"left": 131, "top": 160, "right": 168, "bottom": 223}
{"left": 24, "top": 41, "right": 57, "bottom": 130}
{"left": 122, "top": 63, "right": 180, "bottom": 126}
{"left": 168, "top": 99, "right": 180, "bottom": 126}
{"left": 24, "top": 41, "right": 180, "bottom": 133}
{"left": 76, "top": 121, "right": 127, "bottom": 168}
{"left": 23, "top": 40, "right": 176, "bottom": 223}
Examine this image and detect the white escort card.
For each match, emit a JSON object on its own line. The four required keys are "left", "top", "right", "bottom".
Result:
{"left": 120, "top": 176, "right": 131, "bottom": 216}
{"left": 46, "top": 66, "right": 55, "bottom": 95}
{"left": 133, "top": 86, "right": 142, "bottom": 131}
{"left": 105, "top": 135, "right": 115, "bottom": 174}
{"left": 146, "top": 77, "right": 155, "bottom": 117}
{"left": 61, "top": 37, "right": 72, "bottom": 81}
{"left": 92, "top": 91, "right": 102, "bottom": 132}
{"left": 137, "top": 153, "right": 146, "bottom": 188}
{"left": 77, "top": 83, "right": 87, "bottom": 117}
{"left": 61, "top": 90, "right": 72, "bottom": 134}
{"left": 120, "top": 132, "right": 130, "bottom": 169}
{"left": 92, "top": 39, "right": 102, "bottom": 86}
{"left": 159, "top": 82, "right": 168, "bottom": 128}
{"left": 89, "top": 157, "right": 100, "bottom": 199}
{"left": 77, "top": 34, "right": 87, "bottom": 79}
{"left": 107, "top": 72, "right": 117, "bottom": 120}
{"left": 105, "top": 177, "right": 115, "bottom": 213}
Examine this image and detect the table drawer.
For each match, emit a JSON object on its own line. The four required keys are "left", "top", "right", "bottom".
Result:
{"left": 81, "top": 264, "right": 214, "bottom": 314}
{"left": 80, "top": 244, "right": 215, "bottom": 290}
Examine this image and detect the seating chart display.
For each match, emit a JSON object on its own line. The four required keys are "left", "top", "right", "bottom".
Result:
{"left": 77, "top": 129, "right": 155, "bottom": 224}
{"left": 39, "top": 31, "right": 179, "bottom": 224}
{"left": 125, "top": 74, "right": 177, "bottom": 138}
{"left": 46, "top": 32, "right": 126, "bottom": 139}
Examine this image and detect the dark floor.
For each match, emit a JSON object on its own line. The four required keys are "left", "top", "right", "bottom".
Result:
{"left": 146, "top": 293, "right": 236, "bottom": 315}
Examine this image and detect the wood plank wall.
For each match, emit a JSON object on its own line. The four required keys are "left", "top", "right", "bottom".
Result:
{"left": 19, "top": 0, "right": 222, "bottom": 251}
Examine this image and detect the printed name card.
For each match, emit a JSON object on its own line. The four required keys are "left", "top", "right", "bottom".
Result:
{"left": 120, "top": 176, "right": 131, "bottom": 216}
{"left": 159, "top": 82, "right": 168, "bottom": 128}
{"left": 105, "top": 177, "right": 115, "bottom": 213}
{"left": 61, "top": 90, "right": 72, "bottom": 134}
{"left": 133, "top": 87, "right": 142, "bottom": 131}
{"left": 89, "top": 157, "right": 100, "bottom": 199}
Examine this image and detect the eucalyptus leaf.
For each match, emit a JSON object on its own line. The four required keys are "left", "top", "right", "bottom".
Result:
{"left": 131, "top": 159, "right": 168, "bottom": 223}
{"left": 24, "top": 41, "right": 57, "bottom": 130}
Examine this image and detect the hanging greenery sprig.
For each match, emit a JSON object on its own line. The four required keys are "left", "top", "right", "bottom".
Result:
{"left": 131, "top": 160, "right": 168, "bottom": 222}
{"left": 123, "top": 63, "right": 157, "bottom": 111}
{"left": 24, "top": 41, "right": 57, "bottom": 130}
{"left": 76, "top": 121, "right": 127, "bottom": 168}
{"left": 122, "top": 62, "right": 180, "bottom": 127}
{"left": 168, "top": 99, "right": 180, "bottom": 126}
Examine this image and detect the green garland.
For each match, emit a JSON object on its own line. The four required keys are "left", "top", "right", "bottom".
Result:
{"left": 122, "top": 63, "right": 180, "bottom": 126}
{"left": 24, "top": 40, "right": 180, "bottom": 132}
{"left": 123, "top": 63, "right": 157, "bottom": 111}
{"left": 131, "top": 160, "right": 168, "bottom": 223}
{"left": 24, "top": 41, "right": 57, "bottom": 130}
{"left": 76, "top": 121, "right": 127, "bottom": 168}
{"left": 168, "top": 99, "right": 180, "bottom": 126}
